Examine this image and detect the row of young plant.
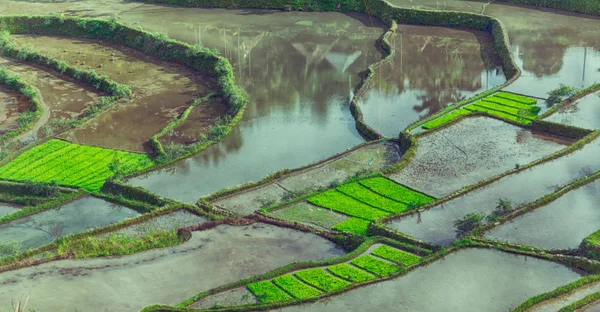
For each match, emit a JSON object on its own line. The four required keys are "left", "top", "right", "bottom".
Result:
{"left": 376, "top": 129, "right": 600, "bottom": 224}
{"left": 140, "top": 236, "right": 435, "bottom": 312}
{"left": 0, "top": 30, "right": 132, "bottom": 134}
{"left": 135, "top": 0, "right": 520, "bottom": 138}
{"left": 0, "top": 67, "right": 42, "bottom": 142}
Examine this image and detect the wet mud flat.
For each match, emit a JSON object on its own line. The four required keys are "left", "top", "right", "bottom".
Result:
{"left": 124, "top": 8, "right": 383, "bottom": 202}
{"left": 356, "top": 24, "right": 505, "bottom": 137}
{"left": 212, "top": 143, "right": 400, "bottom": 215}
{"left": 0, "top": 223, "right": 344, "bottom": 311}
{"left": 545, "top": 92, "right": 600, "bottom": 130}
{"left": 274, "top": 248, "right": 582, "bottom": 312}
{"left": 0, "top": 85, "right": 27, "bottom": 134}
{"left": 10, "top": 35, "right": 218, "bottom": 152}
{"left": 484, "top": 178, "right": 600, "bottom": 249}
{"left": 0, "top": 196, "right": 139, "bottom": 253}
{"left": 387, "top": 136, "right": 600, "bottom": 246}
{"left": 0, "top": 56, "right": 103, "bottom": 136}
{"left": 389, "top": 116, "right": 571, "bottom": 198}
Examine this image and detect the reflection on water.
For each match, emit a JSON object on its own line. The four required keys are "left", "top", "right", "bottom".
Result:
{"left": 357, "top": 25, "right": 505, "bottom": 137}
{"left": 123, "top": 9, "right": 385, "bottom": 202}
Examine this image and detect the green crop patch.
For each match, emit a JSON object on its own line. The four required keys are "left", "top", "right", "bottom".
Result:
{"left": 332, "top": 218, "right": 371, "bottom": 235}
{"left": 371, "top": 245, "right": 421, "bottom": 266}
{"left": 0, "top": 140, "right": 153, "bottom": 191}
{"left": 464, "top": 104, "right": 533, "bottom": 125}
{"left": 247, "top": 280, "right": 293, "bottom": 303}
{"left": 307, "top": 190, "right": 390, "bottom": 220}
{"left": 350, "top": 255, "right": 401, "bottom": 277}
{"left": 422, "top": 108, "right": 472, "bottom": 130}
{"left": 495, "top": 91, "right": 537, "bottom": 105}
{"left": 471, "top": 101, "right": 538, "bottom": 119}
{"left": 359, "top": 177, "right": 434, "bottom": 206}
{"left": 482, "top": 97, "right": 540, "bottom": 114}
{"left": 336, "top": 183, "right": 410, "bottom": 213}
{"left": 294, "top": 268, "right": 351, "bottom": 292}
{"left": 327, "top": 263, "right": 376, "bottom": 283}
{"left": 272, "top": 274, "right": 323, "bottom": 299}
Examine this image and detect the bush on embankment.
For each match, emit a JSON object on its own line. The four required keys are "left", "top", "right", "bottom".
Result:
{"left": 531, "top": 120, "right": 593, "bottom": 139}
{"left": 101, "top": 179, "right": 166, "bottom": 208}
{"left": 0, "top": 67, "right": 42, "bottom": 142}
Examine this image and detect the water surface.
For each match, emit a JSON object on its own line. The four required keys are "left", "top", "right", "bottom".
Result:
{"left": 545, "top": 92, "right": 600, "bottom": 130}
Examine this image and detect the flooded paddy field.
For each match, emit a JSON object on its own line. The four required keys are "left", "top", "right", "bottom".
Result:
{"left": 388, "top": 136, "right": 600, "bottom": 246}
{"left": 0, "top": 196, "right": 139, "bottom": 254}
{"left": 10, "top": 35, "right": 218, "bottom": 152}
{"left": 0, "top": 85, "right": 27, "bottom": 134}
{"left": 122, "top": 8, "right": 384, "bottom": 202}
{"left": 274, "top": 248, "right": 582, "bottom": 312}
{"left": 212, "top": 142, "right": 399, "bottom": 215}
{"left": 0, "top": 56, "right": 103, "bottom": 140}
{"left": 356, "top": 24, "right": 505, "bottom": 137}
{"left": 0, "top": 202, "right": 20, "bottom": 218}
{"left": 484, "top": 178, "right": 600, "bottom": 249}
{"left": 545, "top": 92, "right": 600, "bottom": 130}
{"left": 388, "top": 116, "right": 571, "bottom": 198}
{"left": 0, "top": 223, "right": 344, "bottom": 311}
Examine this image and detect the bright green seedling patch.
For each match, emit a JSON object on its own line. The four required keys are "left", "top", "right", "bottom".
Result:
{"left": 308, "top": 190, "right": 390, "bottom": 220}
{"left": 371, "top": 245, "right": 421, "bottom": 266}
{"left": 351, "top": 255, "right": 401, "bottom": 277}
{"left": 495, "top": 91, "right": 537, "bottom": 105}
{"left": 471, "top": 101, "right": 537, "bottom": 119}
{"left": 247, "top": 280, "right": 293, "bottom": 303}
{"left": 359, "top": 177, "right": 434, "bottom": 206}
{"left": 327, "top": 263, "right": 376, "bottom": 283}
{"left": 294, "top": 269, "right": 351, "bottom": 292}
{"left": 272, "top": 274, "right": 323, "bottom": 299}
{"left": 0, "top": 139, "right": 153, "bottom": 191}
{"left": 422, "top": 108, "right": 472, "bottom": 130}
{"left": 464, "top": 104, "right": 533, "bottom": 125}
{"left": 482, "top": 97, "right": 540, "bottom": 114}
{"left": 332, "top": 218, "right": 371, "bottom": 235}
{"left": 336, "top": 183, "right": 409, "bottom": 213}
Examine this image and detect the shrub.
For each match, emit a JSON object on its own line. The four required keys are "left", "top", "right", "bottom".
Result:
{"left": 486, "top": 198, "right": 513, "bottom": 222}
{"left": 546, "top": 84, "right": 580, "bottom": 107}
{"left": 454, "top": 213, "right": 484, "bottom": 237}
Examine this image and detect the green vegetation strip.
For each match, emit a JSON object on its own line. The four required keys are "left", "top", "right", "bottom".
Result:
{"left": 422, "top": 108, "right": 472, "bottom": 130}
{"left": 359, "top": 177, "right": 434, "bottom": 206}
{"left": 371, "top": 245, "right": 421, "bottom": 266}
{"left": 294, "top": 269, "right": 351, "bottom": 292}
{"left": 0, "top": 139, "right": 153, "bottom": 191}
{"left": 326, "top": 263, "right": 376, "bottom": 283}
{"left": 470, "top": 101, "right": 537, "bottom": 119}
{"left": 337, "top": 183, "right": 409, "bottom": 213}
{"left": 464, "top": 104, "right": 532, "bottom": 125}
{"left": 495, "top": 91, "right": 537, "bottom": 105}
{"left": 247, "top": 281, "right": 293, "bottom": 304}
{"left": 307, "top": 190, "right": 390, "bottom": 220}
{"left": 482, "top": 97, "right": 540, "bottom": 113}
{"left": 350, "top": 255, "right": 401, "bottom": 277}
{"left": 511, "top": 275, "right": 600, "bottom": 312}
{"left": 272, "top": 274, "right": 322, "bottom": 299}
{"left": 332, "top": 218, "right": 371, "bottom": 235}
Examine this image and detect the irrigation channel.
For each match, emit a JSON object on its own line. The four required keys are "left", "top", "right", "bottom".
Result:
{"left": 0, "top": 0, "right": 598, "bottom": 311}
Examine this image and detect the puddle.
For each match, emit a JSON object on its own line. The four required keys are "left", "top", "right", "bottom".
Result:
{"left": 0, "top": 196, "right": 139, "bottom": 253}
{"left": 485, "top": 178, "right": 600, "bottom": 249}
{"left": 387, "top": 136, "right": 600, "bottom": 246}
{"left": 0, "top": 223, "right": 344, "bottom": 311}
{"left": 274, "top": 248, "right": 582, "bottom": 312}
{"left": 121, "top": 8, "right": 384, "bottom": 202}
{"left": 388, "top": 116, "right": 570, "bottom": 198}
{"left": 545, "top": 92, "right": 600, "bottom": 130}
{"left": 356, "top": 24, "right": 505, "bottom": 137}
{"left": 11, "top": 35, "right": 217, "bottom": 152}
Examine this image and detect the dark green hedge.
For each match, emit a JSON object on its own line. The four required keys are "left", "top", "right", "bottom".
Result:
{"left": 493, "top": 0, "right": 600, "bottom": 16}
{"left": 100, "top": 179, "right": 166, "bottom": 207}
{"left": 531, "top": 120, "right": 593, "bottom": 139}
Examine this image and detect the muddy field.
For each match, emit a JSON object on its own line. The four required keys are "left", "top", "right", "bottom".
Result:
{"left": 11, "top": 35, "right": 218, "bottom": 152}
{"left": 389, "top": 116, "right": 571, "bottom": 198}
{"left": 0, "top": 85, "right": 27, "bottom": 134}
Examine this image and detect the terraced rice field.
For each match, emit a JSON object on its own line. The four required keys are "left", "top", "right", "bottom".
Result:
{"left": 0, "top": 139, "right": 152, "bottom": 190}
